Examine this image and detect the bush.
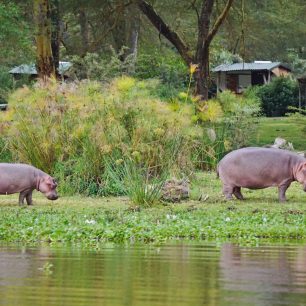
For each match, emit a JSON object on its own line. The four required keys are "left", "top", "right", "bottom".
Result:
{"left": 69, "top": 49, "right": 188, "bottom": 100}
{"left": 69, "top": 48, "right": 136, "bottom": 81}
{"left": 192, "top": 90, "right": 260, "bottom": 169}
{"left": 104, "top": 157, "right": 167, "bottom": 206}
{"left": 2, "top": 77, "right": 198, "bottom": 196}
{"left": 255, "top": 77, "right": 299, "bottom": 117}
{"left": 135, "top": 51, "right": 188, "bottom": 95}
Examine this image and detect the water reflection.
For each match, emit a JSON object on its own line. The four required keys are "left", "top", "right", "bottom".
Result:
{"left": 0, "top": 242, "right": 305, "bottom": 306}
{"left": 219, "top": 243, "right": 306, "bottom": 305}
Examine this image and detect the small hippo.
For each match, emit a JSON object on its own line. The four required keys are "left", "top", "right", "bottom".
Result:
{"left": 217, "top": 147, "right": 306, "bottom": 202}
{"left": 0, "top": 163, "right": 58, "bottom": 205}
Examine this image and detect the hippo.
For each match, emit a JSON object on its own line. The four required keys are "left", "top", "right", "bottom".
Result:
{"left": 0, "top": 163, "right": 58, "bottom": 205}
{"left": 217, "top": 147, "right": 306, "bottom": 202}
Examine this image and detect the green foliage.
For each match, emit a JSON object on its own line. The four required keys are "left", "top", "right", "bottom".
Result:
{"left": 3, "top": 77, "right": 197, "bottom": 195}
{"left": 287, "top": 50, "right": 306, "bottom": 76}
{"left": 104, "top": 157, "right": 167, "bottom": 207}
{"left": 193, "top": 90, "right": 260, "bottom": 169}
{"left": 0, "top": 2, "right": 33, "bottom": 65}
{"left": 255, "top": 77, "right": 299, "bottom": 117}
{"left": 0, "top": 138, "right": 12, "bottom": 163}
{"left": 0, "top": 67, "right": 33, "bottom": 105}
{"left": 217, "top": 90, "right": 261, "bottom": 149}
{"left": 0, "top": 67, "right": 14, "bottom": 103}
{"left": 70, "top": 49, "right": 189, "bottom": 100}
{"left": 69, "top": 48, "right": 136, "bottom": 81}
{"left": 2, "top": 76, "right": 260, "bottom": 193}
{"left": 135, "top": 50, "right": 188, "bottom": 90}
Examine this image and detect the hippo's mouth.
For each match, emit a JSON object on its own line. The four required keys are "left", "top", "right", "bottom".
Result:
{"left": 47, "top": 195, "right": 59, "bottom": 200}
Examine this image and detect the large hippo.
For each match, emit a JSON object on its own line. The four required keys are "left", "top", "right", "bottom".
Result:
{"left": 0, "top": 163, "right": 58, "bottom": 205}
{"left": 217, "top": 147, "right": 306, "bottom": 202}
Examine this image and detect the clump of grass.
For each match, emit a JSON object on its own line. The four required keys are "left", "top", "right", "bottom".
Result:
{"left": 104, "top": 157, "right": 167, "bottom": 207}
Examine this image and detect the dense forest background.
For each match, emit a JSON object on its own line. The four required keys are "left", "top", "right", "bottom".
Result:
{"left": 1, "top": 0, "right": 306, "bottom": 96}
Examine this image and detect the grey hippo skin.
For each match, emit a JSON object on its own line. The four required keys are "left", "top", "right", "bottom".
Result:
{"left": 0, "top": 163, "right": 58, "bottom": 205}
{"left": 217, "top": 147, "right": 306, "bottom": 202}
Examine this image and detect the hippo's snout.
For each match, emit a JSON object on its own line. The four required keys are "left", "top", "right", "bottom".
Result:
{"left": 47, "top": 194, "right": 58, "bottom": 200}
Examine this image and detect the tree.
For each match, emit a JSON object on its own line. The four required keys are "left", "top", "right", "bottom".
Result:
{"left": 0, "top": 2, "right": 33, "bottom": 65}
{"left": 34, "top": 0, "right": 55, "bottom": 79}
{"left": 137, "top": 0, "right": 234, "bottom": 99}
{"left": 50, "top": 0, "right": 60, "bottom": 76}
{"left": 221, "top": 0, "right": 306, "bottom": 62}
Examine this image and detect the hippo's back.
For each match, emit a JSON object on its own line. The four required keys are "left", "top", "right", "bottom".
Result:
{"left": 0, "top": 163, "right": 37, "bottom": 175}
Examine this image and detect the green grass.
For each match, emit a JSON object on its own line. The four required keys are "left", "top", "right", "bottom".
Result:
{"left": 249, "top": 117, "right": 306, "bottom": 150}
{"left": 0, "top": 172, "right": 305, "bottom": 246}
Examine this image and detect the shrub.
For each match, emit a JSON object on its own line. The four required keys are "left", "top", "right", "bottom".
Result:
{"left": 255, "top": 77, "right": 299, "bottom": 117}
{"left": 69, "top": 48, "right": 136, "bottom": 81}
{"left": 193, "top": 90, "right": 260, "bottom": 169}
{"left": 0, "top": 67, "right": 14, "bottom": 104}
{"left": 3, "top": 77, "right": 198, "bottom": 195}
{"left": 104, "top": 157, "right": 167, "bottom": 206}
{"left": 135, "top": 51, "right": 188, "bottom": 92}
{"left": 69, "top": 48, "right": 188, "bottom": 100}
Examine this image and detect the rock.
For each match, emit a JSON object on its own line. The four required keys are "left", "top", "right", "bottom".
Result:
{"left": 297, "top": 151, "right": 306, "bottom": 158}
{"left": 265, "top": 137, "right": 294, "bottom": 151}
{"left": 271, "top": 137, "right": 287, "bottom": 148}
{"left": 161, "top": 178, "right": 189, "bottom": 203}
{"left": 265, "top": 137, "right": 305, "bottom": 156}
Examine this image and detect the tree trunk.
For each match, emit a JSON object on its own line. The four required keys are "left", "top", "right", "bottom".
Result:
{"left": 50, "top": 0, "right": 60, "bottom": 77}
{"left": 137, "top": 0, "right": 193, "bottom": 66}
{"left": 125, "top": 3, "right": 140, "bottom": 73}
{"left": 34, "top": 0, "right": 55, "bottom": 80}
{"left": 110, "top": 0, "right": 126, "bottom": 59}
{"left": 137, "top": 0, "right": 234, "bottom": 99}
{"left": 195, "top": 46, "right": 210, "bottom": 100}
{"left": 79, "top": 8, "right": 89, "bottom": 56}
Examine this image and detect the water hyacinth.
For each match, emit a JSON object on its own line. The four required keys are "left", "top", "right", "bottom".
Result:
{"left": 85, "top": 219, "right": 97, "bottom": 225}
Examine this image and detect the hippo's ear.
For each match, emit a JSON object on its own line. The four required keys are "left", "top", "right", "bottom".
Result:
{"left": 46, "top": 176, "right": 57, "bottom": 188}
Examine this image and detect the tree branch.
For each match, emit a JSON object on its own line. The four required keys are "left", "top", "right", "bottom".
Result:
{"left": 206, "top": 0, "right": 234, "bottom": 45}
{"left": 137, "top": 0, "right": 193, "bottom": 65}
{"left": 188, "top": 0, "right": 200, "bottom": 24}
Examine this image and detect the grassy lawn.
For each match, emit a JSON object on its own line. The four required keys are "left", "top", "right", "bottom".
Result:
{"left": 249, "top": 117, "right": 306, "bottom": 150}
{"left": 0, "top": 172, "right": 305, "bottom": 246}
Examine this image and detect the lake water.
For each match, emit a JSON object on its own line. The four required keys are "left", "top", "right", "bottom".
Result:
{"left": 0, "top": 242, "right": 306, "bottom": 306}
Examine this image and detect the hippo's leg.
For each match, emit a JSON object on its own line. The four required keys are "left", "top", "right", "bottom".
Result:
{"left": 19, "top": 191, "right": 27, "bottom": 205}
{"left": 278, "top": 183, "right": 290, "bottom": 202}
{"left": 26, "top": 191, "right": 33, "bottom": 205}
{"left": 222, "top": 185, "right": 234, "bottom": 200}
{"left": 233, "top": 187, "right": 244, "bottom": 200}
